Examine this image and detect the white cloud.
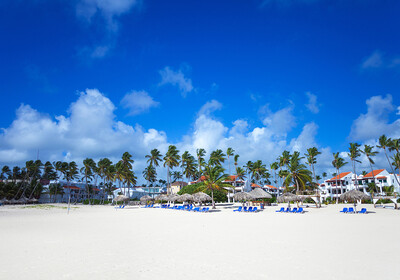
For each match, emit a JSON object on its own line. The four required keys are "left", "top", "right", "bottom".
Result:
{"left": 76, "top": 0, "right": 140, "bottom": 31}
{"left": 289, "top": 122, "right": 318, "bottom": 153}
{"left": 121, "top": 90, "right": 159, "bottom": 116}
{"left": 198, "top": 100, "right": 222, "bottom": 116}
{"left": 261, "top": 105, "right": 296, "bottom": 136}
{"left": 361, "top": 51, "right": 383, "bottom": 69}
{"left": 361, "top": 50, "right": 400, "bottom": 70}
{"left": 159, "top": 66, "right": 194, "bottom": 97}
{"left": 349, "top": 94, "right": 400, "bottom": 141}
{"left": 305, "top": 92, "right": 320, "bottom": 114}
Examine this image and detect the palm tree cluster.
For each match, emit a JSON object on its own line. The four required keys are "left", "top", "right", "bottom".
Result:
{"left": 1, "top": 134, "right": 400, "bottom": 204}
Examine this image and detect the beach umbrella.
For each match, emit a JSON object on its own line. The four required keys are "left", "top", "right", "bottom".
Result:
{"left": 28, "top": 198, "right": 38, "bottom": 204}
{"left": 249, "top": 188, "right": 272, "bottom": 199}
{"left": 277, "top": 193, "right": 303, "bottom": 207}
{"left": 0, "top": 198, "right": 8, "bottom": 204}
{"left": 340, "top": 190, "right": 370, "bottom": 211}
{"left": 176, "top": 193, "right": 194, "bottom": 203}
{"left": 114, "top": 195, "right": 129, "bottom": 202}
{"left": 167, "top": 194, "right": 180, "bottom": 203}
{"left": 154, "top": 194, "right": 168, "bottom": 202}
{"left": 233, "top": 192, "right": 254, "bottom": 202}
{"left": 140, "top": 195, "right": 154, "bottom": 204}
{"left": 17, "top": 196, "right": 29, "bottom": 204}
{"left": 192, "top": 192, "right": 212, "bottom": 203}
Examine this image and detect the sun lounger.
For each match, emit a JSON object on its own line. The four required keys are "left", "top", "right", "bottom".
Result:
{"left": 348, "top": 207, "right": 355, "bottom": 214}
{"left": 192, "top": 207, "right": 200, "bottom": 212}
{"left": 290, "top": 208, "right": 297, "bottom": 213}
{"left": 244, "top": 207, "right": 253, "bottom": 212}
{"left": 276, "top": 207, "right": 285, "bottom": 212}
{"left": 284, "top": 208, "right": 291, "bottom": 213}
{"left": 201, "top": 207, "right": 210, "bottom": 213}
{"left": 233, "top": 206, "right": 243, "bottom": 212}
{"left": 243, "top": 206, "right": 248, "bottom": 212}
{"left": 340, "top": 207, "right": 348, "bottom": 213}
{"left": 296, "top": 207, "right": 304, "bottom": 213}
{"left": 249, "top": 207, "right": 258, "bottom": 212}
{"left": 358, "top": 208, "right": 367, "bottom": 214}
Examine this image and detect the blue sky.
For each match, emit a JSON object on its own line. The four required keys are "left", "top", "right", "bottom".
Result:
{"left": 0, "top": 0, "right": 399, "bottom": 176}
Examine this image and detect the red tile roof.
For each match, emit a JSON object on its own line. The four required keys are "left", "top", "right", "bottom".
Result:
{"left": 224, "top": 175, "right": 238, "bottom": 182}
{"left": 376, "top": 176, "right": 386, "bottom": 179}
{"left": 327, "top": 172, "right": 351, "bottom": 181}
{"left": 92, "top": 188, "right": 100, "bottom": 192}
{"left": 63, "top": 186, "right": 80, "bottom": 190}
{"left": 264, "top": 185, "right": 277, "bottom": 189}
{"left": 363, "top": 169, "right": 385, "bottom": 178}
{"left": 251, "top": 183, "right": 261, "bottom": 188}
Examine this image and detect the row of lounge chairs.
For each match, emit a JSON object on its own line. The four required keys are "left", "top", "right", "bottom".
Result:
{"left": 276, "top": 207, "right": 305, "bottom": 213}
{"left": 161, "top": 204, "right": 210, "bottom": 212}
{"left": 340, "top": 207, "right": 367, "bottom": 214}
{"left": 233, "top": 206, "right": 258, "bottom": 212}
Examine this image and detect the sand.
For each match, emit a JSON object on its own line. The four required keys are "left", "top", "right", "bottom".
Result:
{"left": 0, "top": 203, "right": 399, "bottom": 280}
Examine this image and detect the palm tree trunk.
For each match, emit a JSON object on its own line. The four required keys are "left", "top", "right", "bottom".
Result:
{"left": 211, "top": 190, "right": 215, "bottom": 209}
{"left": 336, "top": 168, "right": 339, "bottom": 204}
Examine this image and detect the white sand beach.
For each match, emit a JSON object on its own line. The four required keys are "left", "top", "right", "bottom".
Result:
{"left": 1, "top": 204, "right": 399, "bottom": 280}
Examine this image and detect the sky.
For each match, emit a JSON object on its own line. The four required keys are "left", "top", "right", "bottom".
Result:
{"left": 0, "top": 0, "right": 399, "bottom": 181}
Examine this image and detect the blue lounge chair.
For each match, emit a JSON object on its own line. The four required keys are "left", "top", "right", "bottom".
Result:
{"left": 358, "top": 208, "right": 367, "bottom": 214}
{"left": 348, "top": 207, "right": 355, "bottom": 214}
{"left": 249, "top": 207, "right": 258, "bottom": 212}
{"left": 290, "top": 208, "right": 297, "bottom": 213}
{"left": 296, "top": 207, "right": 304, "bottom": 213}
{"left": 245, "top": 207, "right": 253, "bottom": 212}
{"left": 233, "top": 206, "right": 243, "bottom": 212}
{"left": 284, "top": 208, "right": 291, "bottom": 213}
{"left": 243, "top": 206, "right": 248, "bottom": 212}
{"left": 201, "top": 207, "right": 210, "bottom": 213}
{"left": 192, "top": 207, "right": 200, "bottom": 212}
{"left": 276, "top": 207, "right": 284, "bottom": 213}
{"left": 340, "top": 207, "right": 348, "bottom": 213}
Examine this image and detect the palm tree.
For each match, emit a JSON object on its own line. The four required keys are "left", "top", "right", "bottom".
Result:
{"left": 81, "top": 158, "right": 96, "bottom": 204}
{"left": 391, "top": 152, "right": 400, "bottom": 178}
{"left": 209, "top": 149, "right": 226, "bottom": 166}
{"left": 305, "top": 147, "right": 321, "bottom": 184}
{"left": 361, "top": 145, "right": 379, "bottom": 193}
{"left": 389, "top": 138, "right": 400, "bottom": 154}
{"left": 322, "top": 172, "right": 327, "bottom": 180}
{"left": 97, "top": 158, "right": 112, "bottom": 203}
{"left": 146, "top": 149, "right": 163, "bottom": 167}
{"left": 196, "top": 148, "right": 206, "bottom": 174}
{"left": 164, "top": 145, "right": 180, "bottom": 194}
{"left": 378, "top": 135, "right": 400, "bottom": 187}
{"left": 250, "top": 160, "right": 267, "bottom": 185}
{"left": 270, "top": 162, "right": 279, "bottom": 194}
{"left": 104, "top": 164, "right": 116, "bottom": 201}
{"left": 332, "top": 152, "right": 348, "bottom": 203}
{"left": 226, "top": 147, "right": 235, "bottom": 175}
{"left": 283, "top": 156, "right": 312, "bottom": 192}
{"left": 181, "top": 153, "right": 197, "bottom": 182}
{"left": 348, "top": 143, "right": 361, "bottom": 190}
{"left": 143, "top": 165, "right": 157, "bottom": 197}
{"left": 1, "top": 165, "right": 11, "bottom": 180}
{"left": 196, "top": 164, "right": 232, "bottom": 209}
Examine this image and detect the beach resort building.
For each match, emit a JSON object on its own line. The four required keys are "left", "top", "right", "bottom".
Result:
{"left": 169, "top": 181, "right": 188, "bottom": 194}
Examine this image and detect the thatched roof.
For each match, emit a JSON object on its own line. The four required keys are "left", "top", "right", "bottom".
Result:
{"left": 9, "top": 198, "right": 18, "bottom": 204}
{"left": 193, "top": 192, "right": 211, "bottom": 202}
{"left": 17, "top": 196, "right": 29, "bottom": 204}
{"left": 114, "top": 195, "right": 130, "bottom": 202}
{"left": 140, "top": 195, "right": 154, "bottom": 202}
{"left": 167, "top": 194, "right": 180, "bottom": 201}
{"left": 233, "top": 192, "right": 254, "bottom": 202}
{"left": 154, "top": 194, "right": 169, "bottom": 201}
{"left": 28, "top": 198, "right": 38, "bottom": 203}
{"left": 249, "top": 188, "right": 272, "bottom": 199}
{"left": 0, "top": 198, "right": 9, "bottom": 204}
{"left": 277, "top": 193, "right": 303, "bottom": 203}
{"left": 176, "top": 193, "right": 194, "bottom": 202}
{"left": 340, "top": 190, "right": 370, "bottom": 202}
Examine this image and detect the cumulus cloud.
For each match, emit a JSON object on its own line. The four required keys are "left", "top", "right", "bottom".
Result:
{"left": 260, "top": 104, "right": 296, "bottom": 136}
{"left": 76, "top": 0, "right": 140, "bottom": 31}
{"left": 305, "top": 92, "right": 320, "bottom": 114}
{"left": 361, "top": 50, "right": 400, "bottom": 70}
{"left": 159, "top": 66, "right": 194, "bottom": 97}
{"left": 198, "top": 100, "right": 222, "bottom": 116}
{"left": 121, "top": 90, "right": 159, "bottom": 116}
{"left": 349, "top": 94, "right": 400, "bottom": 141}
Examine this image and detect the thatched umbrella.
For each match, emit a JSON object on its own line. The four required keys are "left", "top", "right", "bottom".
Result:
{"left": 340, "top": 190, "right": 370, "bottom": 211}
{"left": 9, "top": 198, "right": 18, "bottom": 204}
{"left": 233, "top": 192, "right": 255, "bottom": 207}
{"left": 249, "top": 188, "right": 272, "bottom": 199}
{"left": 140, "top": 195, "right": 154, "bottom": 205}
{"left": 28, "top": 198, "right": 38, "bottom": 204}
{"left": 114, "top": 195, "right": 129, "bottom": 202}
{"left": 17, "top": 196, "right": 29, "bottom": 204}
{"left": 277, "top": 193, "right": 303, "bottom": 207}
{"left": 0, "top": 198, "right": 9, "bottom": 204}
{"left": 176, "top": 193, "right": 194, "bottom": 203}
{"left": 167, "top": 194, "right": 180, "bottom": 203}
{"left": 154, "top": 194, "right": 168, "bottom": 202}
{"left": 193, "top": 192, "right": 212, "bottom": 203}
